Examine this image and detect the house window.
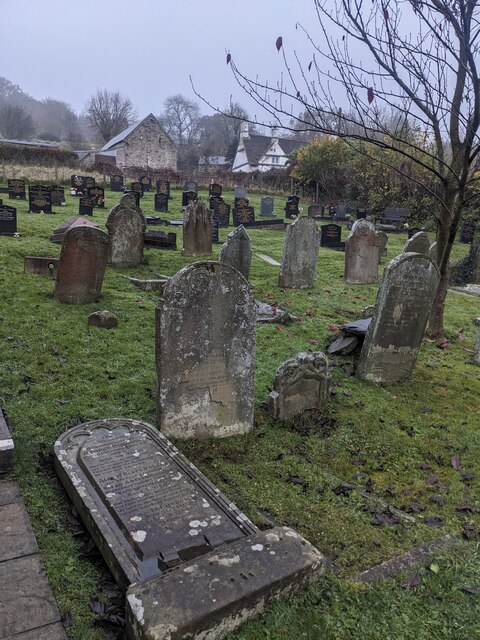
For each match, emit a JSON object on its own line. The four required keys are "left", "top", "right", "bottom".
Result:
{"left": 272, "top": 156, "right": 280, "bottom": 164}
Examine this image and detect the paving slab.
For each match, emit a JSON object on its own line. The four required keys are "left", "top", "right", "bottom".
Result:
{"left": 5, "top": 622, "right": 67, "bottom": 640}
{"left": 0, "top": 501, "right": 38, "bottom": 561}
{"left": 0, "top": 408, "right": 14, "bottom": 474}
{"left": 0, "top": 481, "right": 20, "bottom": 506}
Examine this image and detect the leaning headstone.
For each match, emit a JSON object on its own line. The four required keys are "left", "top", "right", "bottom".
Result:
{"left": 0, "top": 204, "right": 17, "bottom": 235}
{"left": 376, "top": 230, "right": 388, "bottom": 262}
{"left": 106, "top": 198, "right": 146, "bottom": 267}
{"left": 268, "top": 352, "right": 330, "bottom": 421}
{"left": 110, "top": 174, "right": 124, "bottom": 192}
{"left": 344, "top": 219, "right": 379, "bottom": 284}
{"left": 182, "top": 200, "right": 213, "bottom": 256}
{"left": 156, "top": 262, "right": 256, "bottom": 438}
{"left": 219, "top": 225, "right": 252, "bottom": 280}
{"left": 403, "top": 231, "right": 430, "bottom": 255}
{"left": 54, "top": 419, "right": 324, "bottom": 639}
{"left": 356, "top": 253, "right": 440, "bottom": 383}
{"left": 8, "top": 179, "right": 26, "bottom": 200}
{"left": 279, "top": 217, "right": 319, "bottom": 289}
{"left": 54, "top": 226, "right": 109, "bottom": 304}
{"left": 260, "top": 196, "right": 275, "bottom": 216}
{"left": 50, "top": 216, "right": 100, "bottom": 244}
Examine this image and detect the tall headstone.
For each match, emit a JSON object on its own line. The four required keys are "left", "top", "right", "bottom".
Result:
{"left": 356, "top": 253, "right": 440, "bottom": 383}
{"left": 215, "top": 200, "right": 231, "bottom": 227}
{"left": 320, "top": 223, "right": 342, "bottom": 248}
{"left": 403, "top": 231, "right": 430, "bottom": 255}
{"left": 182, "top": 200, "right": 213, "bottom": 257}
{"left": 106, "top": 197, "right": 146, "bottom": 267}
{"left": 285, "top": 195, "right": 299, "bottom": 219}
{"left": 156, "top": 179, "right": 170, "bottom": 198}
{"left": 278, "top": 217, "right": 319, "bottom": 289}
{"left": 156, "top": 262, "right": 256, "bottom": 438}
{"left": 376, "top": 230, "right": 388, "bottom": 262}
{"left": 54, "top": 226, "right": 109, "bottom": 304}
{"left": 219, "top": 225, "right": 253, "bottom": 280}
{"left": 344, "top": 219, "right": 379, "bottom": 284}
{"left": 268, "top": 352, "right": 330, "bottom": 421}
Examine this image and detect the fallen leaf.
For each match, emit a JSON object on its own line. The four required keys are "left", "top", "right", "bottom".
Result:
{"left": 451, "top": 454, "right": 462, "bottom": 470}
{"left": 461, "top": 585, "right": 480, "bottom": 594}
{"left": 420, "top": 406, "right": 433, "bottom": 414}
{"left": 407, "top": 502, "right": 425, "bottom": 513}
{"left": 308, "top": 339, "right": 318, "bottom": 345}
{"left": 426, "top": 474, "right": 438, "bottom": 485}
{"left": 328, "top": 325, "right": 339, "bottom": 331}
{"left": 343, "top": 389, "right": 352, "bottom": 397}
{"left": 461, "top": 471, "right": 474, "bottom": 481}
{"left": 430, "top": 495, "right": 445, "bottom": 507}
{"left": 332, "top": 482, "right": 356, "bottom": 496}
{"left": 425, "top": 516, "right": 444, "bottom": 527}
{"left": 276, "top": 325, "right": 286, "bottom": 331}
{"left": 456, "top": 503, "right": 477, "bottom": 513}
{"left": 417, "top": 462, "right": 432, "bottom": 470}
{"left": 402, "top": 573, "right": 421, "bottom": 588}
{"left": 276, "top": 36, "right": 283, "bottom": 51}
{"left": 429, "top": 562, "right": 440, "bottom": 574}
{"left": 61, "top": 611, "right": 73, "bottom": 628}
{"left": 437, "top": 339, "right": 449, "bottom": 349}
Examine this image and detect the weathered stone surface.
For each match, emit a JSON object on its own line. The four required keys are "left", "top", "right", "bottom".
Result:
{"left": 23, "top": 256, "right": 59, "bottom": 277}
{"left": 341, "top": 318, "right": 372, "bottom": 336}
{"left": 475, "top": 327, "right": 480, "bottom": 365}
{"left": 0, "top": 409, "right": 14, "bottom": 475}
{"left": 278, "top": 217, "right": 319, "bottom": 289}
{"left": 376, "top": 230, "right": 388, "bottom": 262}
{"left": 327, "top": 334, "right": 359, "bottom": 355}
{"left": 356, "top": 253, "right": 440, "bottom": 383}
{"left": 268, "top": 352, "right": 330, "bottom": 421}
{"left": 403, "top": 231, "right": 430, "bottom": 255}
{"left": 344, "top": 219, "right": 379, "bottom": 284}
{"left": 256, "top": 253, "right": 281, "bottom": 266}
{"left": 0, "top": 482, "right": 20, "bottom": 506}
{"left": 0, "top": 502, "right": 38, "bottom": 562}
{"left": 156, "top": 262, "right": 256, "bottom": 438}
{"left": 219, "top": 225, "right": 253, "bottom": 280}
{"left": 50, "top": 216, "right": 99, "bottom": 244}
{"left": 126, "top": 276, "right": 168, "bottom": 293}
{"left": 255, "top": 300, "right": 295, "bottom": 324}
{"left": 182, "top": 200, "right": 213, "bottom": 257}
{"left": 428, "top": 241, "right": 437, "bottom": 262}
{"left": 362, "top": 305, "right": 375, "bottom": 319}
{"left": 126, "top": 526, "right": 325, "bottom": 640}
{"left": 7, "top": 622, "right": 67, "bottom": 639}
{"left": 54, "top": 419, "right": 259, "bottom": 589}
{"left": 88, "top": 310, "right": 118, "bottom": 329}
{"left": 106, "top": 196, "right": 146, "bottom": 267}
{"left": 53, "top": 226, "right": 109, "bottom": 304}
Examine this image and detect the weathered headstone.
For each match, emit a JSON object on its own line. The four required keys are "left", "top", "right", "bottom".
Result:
{"left": 154, "top": 192, "right": 168, "bottom": 212}
{"left": 50, "top": 216, "right": 100, "bottom": 244}
{"left": 54, "top": 418, "right": 324, "bottom": 639}
{"left": 8, "top": 179, "right": 26, "bottom": 200}
{"left": 279, "top": 217, "right": 319, "bottom": 289}
{"left": 268, "top": 352, "right": 330, "bottom": 421}
{"left": 344, "top": 219, "right": 379, "bottom": 284}
{"left": 50, "top": 185, "right": 65, "bottom": 206}
{"left": 54, "top": 226, "right": 109, "bottom": 304}
{"left": 182, "top": 200, "right": 213, "bottom": 256}
{"left": 156, "top": 262, "right": 256, "bottom": 438}
{"left": 234, "top": 185, "right": 247, "bottom": 199}
{"left": 130, "top": 181, "right": 144, "bottom": 197}
{"left": 428, "top": 241, "right": 437, "bottom": 262}
{"left": 407, "top": 227, "right": 422, "bottom": 239}
{"left": 460, "top": 220, "right": 476, "bottom": 243}
{"left": 260, "top": 196, "right": 275, "bottom": 216}
{"left": 125, "top": 189, "right": 141, "bottom": 206}
{"left": 182, "top": 190, "right": 197, "bottom": 207}
{"left": 209, "top": 182, "right": 222, "bottom": 197}
{"left": 156, "top": 179, "right": 170, "bottom": 198}
{"left": 139, "top": 175, "right": 152, "bottom": 192}
{"left": 285, "top": 195, "right": 300, "bottom": 219}
{"left": 376, "top": 230, "right": 388, "bottom": 262}
{"left": 0, "top": 205, "right": 17, "bottom": 235}
{"left": 219, "top": 225, "right": 252, "bottom": 280}
{"left": 110, "top": 174, "right": 124, "bottom": 192}
{"left": 356, "top": 253, "right": 440, "bottom": 383}
{"left": 79, "top": 197, "right": 94, "bottom": 216}
{"left": 106, "top": 196, "right": 146, "bottom": 267}
{"left": 87, "top": 186, "right": 105, "bottom": 208}
{"left": 183, "top": 180, "right": 199, "bottom": 193}
{"left": 29, "top": 185, "right": 52, "bottom": 213}
{"left": 308, "top": 204, "right": 324, "bottom": 218}
{"left": 403, "top": 231, "right": 430, "bottom": 255}
{"left": 320, "top": 223, "right": 342, "bottom": 248}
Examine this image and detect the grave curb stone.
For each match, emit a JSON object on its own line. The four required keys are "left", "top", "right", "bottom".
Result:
{"left": 0, "top": 408, "right": 14, "bottom": 474}
{"left": 24, "top": 256, "right": 59, "bottom": 277}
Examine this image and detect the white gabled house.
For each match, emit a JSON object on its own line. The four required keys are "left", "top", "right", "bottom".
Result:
{"left": 232, "top": 122, "right": 305, "bottom": 172}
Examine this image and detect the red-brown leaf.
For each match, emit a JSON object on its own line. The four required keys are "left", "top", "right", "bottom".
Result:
{"left": 367, "top": 87, "right": 374, "bottom": 103}
{"left": 276, "top": 36, "right": 283, "bottom": 51}
{"left": 451, "top": 454, "right": 462, "bottom": 471}
{"left": 276, "top": 325, "right": 286, "bottom": 331}
{"left": 226, "top": 52, "right": 231, "bottom": 65}
{"left": 308, "top": 339, "right": 318, "bottom": 345}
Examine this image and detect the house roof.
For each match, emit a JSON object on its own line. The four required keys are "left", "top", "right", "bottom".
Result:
{"left": 0, "top": 138, "right": 59, "bottom": 148}
{"left": 242, "top": 134, "right": 304, "bottom": 166}
{"left": 101, "top": 113, "right": 171, "bottom": 151}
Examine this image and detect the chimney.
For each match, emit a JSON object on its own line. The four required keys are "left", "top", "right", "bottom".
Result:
{"left": 271, "top": 126, "right": 279, "bottom": 143}
{"left": 240, "top": 121, "right": 250, "bottom": 140}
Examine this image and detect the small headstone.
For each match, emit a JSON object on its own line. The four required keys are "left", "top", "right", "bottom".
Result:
{"left": 268, "top": 352, "right": 330, "bottom": 421}
{"left": 0, "top": 408, "right": 14, "bottom": 475}
{"left": 139, "top": 175, "right": 152, "bottom": 192}
{"left": 182, "top": 190, "right": 197, "bottom": 207}
{"left": 24, "top": 256, "right": 58, "bottom": 276}
{"left": 356, "top": 210, "right": 367, "bottom": 220}
{"left": 344, "top": 219, "right": 379, "bottom": 284}
{"left": 156, "top": 179, "right": 170, "bottom": 197}
{"left": 260, "top": 196, "right": 275, "bottom": 217}
{"left": 182, "top": 200, "right": 213, "bottom": 256}
{"left": 154, "top": 192, "right": 168, "bottom": 213}
{"left": 183, "top": 180, "right": 198, "bottom": 193}
{"left": 233, "top": 185, "right": 247, "bottom": 199}
{"left": 278, "top": 217, "right": 319, "bottom": 289}
{"left": 156, "top": 262, "right": 256, "bottom": 438}
{"left": 54, "top": 226, "right": 109, "bottom": 304}
{"left": 106, "top": 196, "right": 146, "bottom": 267}
{"left": 110, "top": 174, "right": 124, "bottom": 192}
{"left": 130, "top": 181, "right": 143, "bottom": 197}
{"left": 219, "top": 225, "right": 252, "bottom": 280}
{"left": 86, "top": 186, "right": 105, "bottom": 208}
{"left": 50, "top": 185, "right": 65, "bottom": 206}
{"left": 0, "top": 205, "right": 17, "bottom": 235}
{"left": 71, "top": 174, "right": 87, "bottom": 196}
{"left": 460, "top": 220, "right": 476, "bottom": 243}
{"left": 209, "top": 182, "right": 222, "bottom": 197}
{"left": 7, "top": 179, "right": 26, "bottom": 200}
{"left": 215, "top": 201, "right": 231, "bottom": 227}
{"left": 88, "top": 310, "right": 118, "bottom": 329}
{"left": 79, "top": 197, "right": 94, "bottom": 216}
{"left": 403, "top": 231, "right": 430, "bottom": 255}
{"left": 50, "top": 216, "right": 100, "bottom": 244}
{"left": 285, "top": 195, "right": 300, "bottom": 219}
{"left": 233, "top": 202, "right": 255, "bottom": 226}
{"left": 320, "top": 223, "right": 342, "bottom": 248}
{"left": 356, "top": 253, "right": 440, "bottom": 383}
{"left": 308, "top": 204, "right": 324, "bottom": 218}
{"left": 28, "top": 185, "right": 52, "bottom": 213}
{"left": 376, "top": 230, "right": 388, "bottom": 262}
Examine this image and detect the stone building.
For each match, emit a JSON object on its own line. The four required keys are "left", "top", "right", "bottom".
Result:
{"left": 232, "top": 122, "right": 305, "bottom": 172}
{"left": 99, "top": 114, "right": 177, "bottom": 171}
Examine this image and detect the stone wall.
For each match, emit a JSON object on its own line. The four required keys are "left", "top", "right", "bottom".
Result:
{"left": 115, "top": 117, "right": 177, "bottom": 171}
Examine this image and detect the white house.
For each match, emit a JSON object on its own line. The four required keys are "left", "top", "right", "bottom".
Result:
{"left": 232, "top": 122, "right": 305, "bottom": 172}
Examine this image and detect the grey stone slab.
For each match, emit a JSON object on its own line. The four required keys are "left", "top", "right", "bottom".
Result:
{"left": 106, "top": 198, "right": 146, "bottom": 267}
{"left": 403, "top": 231, "right": 430, "bottom": 255}
{"left": 0, "top": 482, "right": 21, "bottom": 506}
{"left": 0, "top": 501, "right": 38, "bottom": 561}
{"left": 0, "top": 408, "right": 14, "bottom": 474}
{"left": 278, "top": 217, "right": 320, "bottom": 289}
{"left": 341, "top": 318, "right": 372, "bottom": 336}
{"left": 23, "top": 256, "right": 59, "bottom": 277}
{"left": 255, "top": 300, "right": 295, "bottom": 324}
{"left": 4, "top": 622, "right": 67, "bottom": 640}
{"left": 54, "top": 419, "right": 258, "bottom": 590}
{"left": 345, "top": 219, "right": 379, "bottom": 284}
{"left": 219, "top": 225, "right": 253, "bottom": 280}
{"left": 126, "top": 526, "right": 325, "bottom": 640}
{"left": 0, "top": 555, "right": 62, "bottom": 639}
{"left": 182, "top": 200, "right": 213, "bottom": 257}
{"left": 327, "top": 334, "right": 359, "bottom": 355}
{"left": 256, "top": 253, "right": 281, "bottom": 266}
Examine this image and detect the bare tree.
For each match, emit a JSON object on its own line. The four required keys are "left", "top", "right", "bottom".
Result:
{"left": 158, "top": 94, "right": 200, "bottom": 147}
{"left": 0, "top": 103, "right": 35, "bottom": 139}
{"left": 84, "top": 89, "right": 137, "bottom": 143}
{"left": 205, "top": 0, "right": 480, "bottom": 338}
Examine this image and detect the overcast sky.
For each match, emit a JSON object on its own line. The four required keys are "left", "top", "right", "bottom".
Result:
{"left": 3, "top": 0, "right": 321, "bottom": 121}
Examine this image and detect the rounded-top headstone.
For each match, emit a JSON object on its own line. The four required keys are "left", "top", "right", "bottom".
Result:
{"left": 403, "top": 231, "right": 430, "bottom": 255}
{"left": 278, "top": 217, "right": 320, "bottom": 289}
{"left": 106, "top": 203, "right": 146, "bottom": 267}
{"left": 344, "top": 219, "right": 379, "bottom": 284}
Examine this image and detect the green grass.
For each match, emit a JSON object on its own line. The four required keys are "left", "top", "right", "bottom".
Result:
{"left": 0, "top": 186, "right": 479, "bottom": 638}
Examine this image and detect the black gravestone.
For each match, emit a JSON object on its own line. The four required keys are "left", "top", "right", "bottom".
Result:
{"left": 233, "top": 205, "right": 255, "bottom": 226}
{"left": 29, "top": 185, "right": 52, "bottom": 213}
{"left": 183, "top": 180, "right": 198, "bottom": 193}
{"left": 215, "top": 201, "right": 231, "bottom": 227}
{"left": 209, "top": 195, "right": 223, "bottom": 212}
{"left": 260, "top": 196, "right": 274, "bottom": 216}
{"left": 71, "top": 175, "right": 87, "bottom": 196}
{"left": 212, "top": 217, "right": 219, "bottom": 243}
{"left": 0, "top": 199, "right": 2, "bottom": 206}
{"left": 50, "top": 185, "right": 65, "bottom": 206}
{"left": 156, "top": 179, "right": 170, "bottom": 198}
{"left": 356, "top": 210, "right": 367, "bottom": 220}
{"left": 460, "top": 220, "right": 476, "bottom": 243}
{"left": 154, "top": 193, "right": 169, "bottom": 213}
{"left": 0, "top": 186, "right": 8, "bottom": 194}
{"left": 8, "top": 179, "right": 26, "bottom": 200}
{"left": 0, "top": 205, "right": 17, "bottom": 235}
{"left": 110, "top": 175, "right": 124, "bottom": 192}
{"left": 145, "top": 231, "right": 177, "bottom": 249}
{"left": 320, "top": 223, "right": 342, "bottom": 247}
{"left": 139, "top": 175, "right": 152, "bottom": 192}
{"left": 234, "top": 186, "right": 248, "bottom": 199}
{"left": 285, "top": 196, "right": 299, "bottom": 219}
{"left": 209, "top": 183, "right": 222, "bottom": 197}
{"left": 308, "top": 204, "right": 324, "bottom": 218}
{"left": 87, "top": 187, "right": 105, "bottom": 208}
{"left": 79, "top": 197, "right": 94, "bottom": 216}
{"left": 130, "top": 182, "right": 144, "bottom": 198}
{"left": 182, "top": 191, "right": 197, "bottom": 207}
{"left": 85, "top": 176, "right": 96, "bottom": 189}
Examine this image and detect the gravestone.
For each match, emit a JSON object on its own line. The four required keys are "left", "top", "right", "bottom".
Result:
{"left": 50, "top": 185, "right": 65, "bottom": 206}
{"left": 233, "top": 202, "right": 255, "bottom": 226}
{"left": 356, "top": 253, "right": 440, "bottom": 383}
{"left": 24, "top": 256, "right": 58, "bottom": 276}
{"left": 0, "top": 186, "right": 7, "bottom": 194}
{"left": 54, "top": 226, "right": 109, "bottom": 304}
{"left": 156, "top": 262, "right": 256, "bottom": 438}
{"left": 214, "top": 200, "right": 230, "bottom": 227}
{"left": 182, "top": 190, "right": 197, "bottom": 207}
{"left": 403, "top": 231, "right": 430, "bottom": 255}
{"left": 268, "top": 352, "right": 330, "bottom": 421}
{"left": 407, "top": 227, "right": 422, "bottom": 239}
{"left": 50, "top": 217, "right": 100, "bottom": 244}
{"left": 344, "top": 219, "right": 379, "bottom": 284}
{"left": 209, "top": 182, "right": 222, "bottom": 197}
{"left": 308, "top": 204, "right": 324, "bottom": 218}
{"left": 0, "top": 205, "right": 17, "bottom": 235}
{"left": 154, "top": 192, "right": 168, "bottom": 213}
{"left": 182, "top": 200, "right": 213, "bottom": 256}
{"left": 125, "top": 189, "right": 141, "bottom": 206}
{"left": 28, "top": 185, "right": 52, "bottom": 213}
{"left": 320, "top": 223, "right": 342, "bottom": 248}
{"left": 278, "top": 217, "right": 319, "bottom": 289}
{"left": 460, "top": 220, "right": 476, "bottom": 244}
{"left": 106, "top": 199, "right": 146, "bottom": 268}
{"left": 260, "top": 196, "right": 275, "bottom": 216}
{"left": 144, "top": 230, "right": 177, "bottom": 250}
{"left": 8, "top": 179, "right": 26, "bottom": 200}
{"left": 234, "top": 185, "right": 247, "bottom": 199}
{"left": 212, "top": 216, "right": 219, "bottom": 243}
{"left": 139, "top": 175, "right": 152, "bottom": 192}
{"left": 356, "top": 210, "right": 367, "bottom": 220}
{"left": 87, "top": 186, "right": 105, "bottom": 208}
{"left": 71, "top": 175, "right": 87, "bottom": 195}
{"left": 183, "top": 180, "right": 198, "bottom": 193}
{"left": 130, "top": 181, "right": 144, "bottom": 197}
{"left": 285, "top": 195, "right": 300, "bottom": 219}
{"left": 376, "top": 230, "right": 388, "bottom": 262}
{"left": 54, "top": 418, "right": 324, "bottom": 639}
{"left": 209, "top": 195, "right": 223, "bottom": 212}
{"left": 156, "top": 179, "right": 170, "bottom": 198}
{"left": 219, "top": 225, "right": 253, "bottom": 280}
{"left": 79, "top": 197, "right": 94, "bottom": 216}
{"left": 110, "top": 174, "right": 124, "bottom": 192}
{"left": 85, "top": 176, "right": 96, "bottom": 188}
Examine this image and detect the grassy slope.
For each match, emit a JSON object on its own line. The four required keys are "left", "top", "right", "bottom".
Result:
{"left": 0, "top": 187, "right": 479, "bottom": 639}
